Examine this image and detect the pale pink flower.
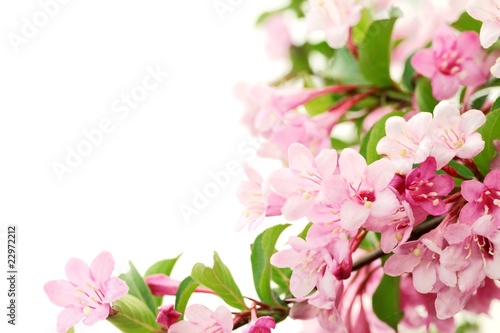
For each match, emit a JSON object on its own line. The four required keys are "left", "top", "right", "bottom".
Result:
{"left": 322, "top": 148, "right": 399, "bottom": 230}
{"left": 466, "top": 0, "right": 500, "bottom": 48}
{"left": 306, "top": 0, "right": 362, "bottom": 49}
{"left": 411, "top": 26, "right": 485, "bottom": 100}
{"left": 430, "top": 101, "right": 486, "bottom": 169}
{"left": 242, "top": 308, "right": 276, "bottom": 333}
{"left": 236, "top": 165, "right": 285, "bottom": 231}
{"left": 376, "top": 112, "right": 433, "bottom": 174}
{"left": 362, "top": 106, "right": 394, "bottom": 132}
{"left": 460, "top": 170, "right": 500, "bottom": 224}
{"left": 404, "top": 157, "right": 454, "bottom": 216}
{"left": 146, "top": 274, "right": 212, "bottom": 296}
{"left": 44, "top": 251, "right": 129, "bottom": 333}
{"left": 263, "top": 14, "right": 292, "bottom": 61}
{"left": 156, "top": 305, "right": 181, "bottom": 329}
{"left": 269, "top": 143, "right": 337, "bottom": 221}
{"left": 169, "top": 305, "right": 233, "bottom": 333}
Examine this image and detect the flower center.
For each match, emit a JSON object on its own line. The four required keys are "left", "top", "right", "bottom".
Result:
{"left": 74, "top": 281, "right": 105, "bottom": 315}
{"left": 437, "top": 50, "right": 463, "bottom": 76}
{"left": 477, "top": 189, "right": 500, "bottom": 215}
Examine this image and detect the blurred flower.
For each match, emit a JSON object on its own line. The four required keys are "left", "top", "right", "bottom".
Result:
{"left": 466, "top": 0, "right": 500, "bottom": 48}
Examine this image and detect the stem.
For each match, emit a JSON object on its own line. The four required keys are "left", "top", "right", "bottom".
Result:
{"left": 351, "top": 216, "right": 444, "bottom": 271}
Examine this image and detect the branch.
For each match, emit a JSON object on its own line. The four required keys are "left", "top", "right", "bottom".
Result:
{"left": 351, "top": 216, "right": 444, "bottom": 271}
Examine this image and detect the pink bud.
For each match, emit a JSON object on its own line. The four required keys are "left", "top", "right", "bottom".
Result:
{"left": 156, "top": 305, "right": 181, "bottom": 329}
{"left": 146, "top": 274, "right": 213, "bottom": 296}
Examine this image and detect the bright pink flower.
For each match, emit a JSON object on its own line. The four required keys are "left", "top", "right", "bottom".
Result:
{"left": 156, "top": 305, "right": 181, "bottom": 329}
{"left": 412, "top": 26, "right": 485, "bottom": 100}
{"left": 376, "top": 112, "right": 433, "bottom": 174}
{"left": 460, "top": 170, "right": 500, "bottom": 224}
{"left": 263, "top": 14, "right": 292, "bottom": 61}
{"left": 236, "top": 165, "right": 285, "bottom": 231}
{"left": 146, "top": 274, "right": 212, "bottom": 296}
{"left": 430, "top": 101, "right": 486, "bottom": 169}
{"left": 242, "top": 308, "right": 276, "bottom": 333}
{"left": 466, "top": 0, "right": 500, "bottom": 48}
{"left": 405, "top": 157, "right": 454, "bottom": 215}
{"left": 269, "top": 143, "right": 337, "bottom": 221}
{"left": 322, "top": 149, "right": 399, "bottom": 230}
{"left": 306, "top": 0, "right": 362, "bottom": 49}
{"left": 441, "top": 215, "right": 500, "bottom": 294}
{"left": 44, "top": 251, "right": 129, "bottom": 333}
{"left": 270, "top": 236, "right": 336, "bottom": 297}
{"left": 169, "top": 305, "right": 233, "bottom": 333}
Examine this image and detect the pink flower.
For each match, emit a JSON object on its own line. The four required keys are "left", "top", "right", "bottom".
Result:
{"left": 411, "top": 26, "right": 485, "bottom": 100}
{"left": 430, "top": 101, "right": 486, "bottom": 168}
{"left": 460, "top": 170, "right": 500, "bottom": 224}
{"left": 306, "top": 0, "right": 362, "bottom": 49}
{"left": 169, "top": 305, "right": 233, "bottom": 333}
{"left": 376, "top": 112, "right": 433, "bottom": 174}
{"left": 322, "top": 148, "right": 399, "bottom": 230}
{"left": 466, "top": 0, "right": 500, "bottom": 48}
{"left": 236, "top": 165, "right": 285, "bottom": 231}
{"left": 269, "top": 143, "right": 337, "bottom": 221}
{"left": 263, "top": 14, "right": 292, "bottom": 61}
{"left": 146, "top": 274, "right": 212, "bottom": 296}
{"left": 156, "top": 305, "right": 181, "bottom": 329}
{"left": 242, "top": 309, "right": 276, "bottom": 333}
{"left": 405, "top": 157, "right": 454, "bottom": 215}
{"left": 44, "top": 251, "right": 129, "bottom": 333}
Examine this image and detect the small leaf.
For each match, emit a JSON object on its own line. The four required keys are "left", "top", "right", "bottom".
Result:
{"left": 415, "top": 77, "right": 438, "bottom": 112}
{"left": 119, "top": 261, "right": 157, "bottom": 316}
{"left": 303, "top": 74, "right": 336, "bottom": 116}
{"left": 372, "top": 274, "right": 403, "bottom": 330}
{"left": 447, "top": 160, "right": 475, "bottom": 180}
{"left": 491, "top": 96, "right": 500, "bottom": 111}
{"left": 359, "top": 111, "right": 405, "bottom": 164}
{"left": 107, "top": 295, "right": 161, "bottom": 333}
{"left": 144, "top": 256, "right": 180, "bottom": 277}
{"left": 451, "top": 11, "right": 482, "bottom": 33}
{"left": 297, "top": 222, "right": 312, "bottom": 240}
{"left": 174, "top": 276, "right": 200, "bottom": 320}
{"left": 358, "top": 18, "right": 398, "bottom": 87}
{"left": 191, "top": 252, "right": 247, "bottom": 310}
{"left": 251, "top": 224, "right": 290, "bottom": 307}
{"left": 401, "top": 56, "right": 416, "bottom": 92}
{"left": 474, "top": 108, "right": 500, "bottom": 176}
{"left": 66, "top": 328, "right": 75, "bottom": 333}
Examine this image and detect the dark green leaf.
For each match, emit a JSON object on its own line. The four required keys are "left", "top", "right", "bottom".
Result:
{"left": 401, "top": 56, "right": 416, "bottom": 92}
{"left": 448, "top": 160, "right": 475, "bottom": 180}
{"left": 452, "top": 12, "right": 482, "bottom": 33}
{"left": 359, "top": 111, "right": 405, "bottom": 164}
{"left": 372, "top": 274, "right": 403, "bottom": 330}
{"left": 491, "top": 96, "right": 500, "bottom": 111}
{"left": 119, "top": 261, "right": 157, "bottom": 316}
{"left": 471, "top": 94, "right": 488, "bottom": 110}
{"left": 191, "top": 252, "right": 247, "bottom": 310}
{"left": 174, "top": 276, "right": 200, "bottom": 320}
{"left": 107, "top": 295, "right": 161, "bottom": 333}
{"left": 474, "top": 108, "right": 500, "bottom": 176}
{"left": 415, "top": 77, "right": 438, "bottom": 112}
{"left": 358, "top": 18, "right": 398, "bottom": 87}
{"left": 251, "top": 224, "right": 290, "bottom": 307}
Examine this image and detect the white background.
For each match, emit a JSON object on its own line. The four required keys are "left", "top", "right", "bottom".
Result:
{"left": 0, "top": 1, "right": 499, "bottom": 332}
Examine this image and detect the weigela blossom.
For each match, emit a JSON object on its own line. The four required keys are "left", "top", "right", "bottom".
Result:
{"left": 411, "top": 26, "right": 485, "bottom": 100}
{"left": 169, "top": 305, "right": 233, "bottom": 333}
{"left": 242, "top": 309, "right": 276, "bottom": 333}
{"left": 44, "top": 251, "right": 129, "bottom": 333}
{"left": 306, "top": 0, "right": 362, "bottom": 49}
{"left": 466, "top": 0, "right": 500, "bottom": 48}
{"left": 460, "top": 169, "right": 500, "bottom": 224}
{"left": 156, "top": 305, "right": 181, "bottom": 329}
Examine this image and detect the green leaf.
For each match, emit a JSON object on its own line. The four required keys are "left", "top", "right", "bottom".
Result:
{"left": 447, "top": 160, "right": 475, "bottom": 180}
{"left": 297, "top": 222, "right": 312, "bottom": 240}
{"left": 352, "top": 8, "right": 372, "bottom": 45}
{"left": 174, "top": 276, "right": 200, "bottom": 320}
{"left": 271, "top": 266, "right": 291, "bottom": 292}
{"left": 107, "top": 295, "right": 161, "bottom": 333}
{"left": 471, "top": 94, "right": 488, "bottom": 110}
{"left": 144, "top": 256, "right": 182, "bottom": 308}
{"left": 452, "top": 11, "right": 482, "bottom": 33}
{"left": 415, "top": 77, "right": 438, "bottom": 112}
{"left": 491, "top": 96, "right": 500, "bottom": 111}
{"left": 191, "top": 252, "right": 247, "bottom": 310}
{"left": 358, "top": 18, "right": 398, "bottom": 87}
{"left": 474, "top": 108, "right": 500, "bottom": 176}
{"left": 66, "top": 328, "right": 75, "bottom": 333}
{"left": 303, "top": 74, "right": 336, "bottom": 116}
{"left": 359, "top": 111, "right": 405, "bottom": 164}
{"left": 326, "top": 48, "right": 368, "bottom": 84}
{"left": 119, "top": 261, "right": 157, "bottom": 316}
{"left": 372, "top": 274, "right": 403, "bottom": 330}
{"left": 401, "top": 55, "right": 416, "bottom": 92}
{"left": 251, "top": 224, "right": 290, "bottom": 307}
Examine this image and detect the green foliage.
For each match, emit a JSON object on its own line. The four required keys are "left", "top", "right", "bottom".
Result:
{"left": 358, "top": 18, "right": 398, "bottom": 88}
{"left": 251, "top": 224, "right": 290, "bottom": 307}
{"left": 372, "top": 274, "right": 403, "bottom": 330}
{"left": 174, "top": 276, "right": 200, "bottom": 320}
{"left": 452, "top": 12, "right": 482, "bottom": 33}
{"left": 144, "top": 256, "right": 181, "bottom": 308}
{"left": 415, "top": 77, "right": 438, "bottom": 112}
{"left": 119, "top": 262, "right": 157, "bottom": 316}
{"left": 401, "top": 56, "right": 416, "bottom": 92}
{"left": 107, "top": 295, "right": 161, "bottom": 333}
{"left": 326, "top": 48, "right": 368, "bottom": 84}
{"left": 191, "top": 252, "right": 247, "bottom": 310}
{"left": 359, "top": 111, "right": 405, "bottom": 164}
{"left": 474, "top": 108, "right": 500, "bottom": 176}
